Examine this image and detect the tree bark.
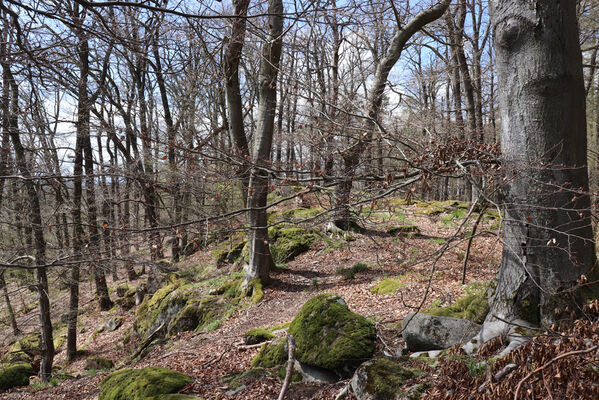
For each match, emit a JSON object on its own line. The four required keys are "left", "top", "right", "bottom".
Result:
{"left": 489, "top": 0, "right": 598, "bottom": 327}
{"left": 244, "top": 0, "right": 284, "bottom": 285}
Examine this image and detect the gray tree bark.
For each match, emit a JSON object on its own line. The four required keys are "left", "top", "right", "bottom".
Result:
{"left": 489, "top": 0, "right": 598, "bottom": 327}
{"left": 244, "top": 0, "right": 284, "bottom": 285}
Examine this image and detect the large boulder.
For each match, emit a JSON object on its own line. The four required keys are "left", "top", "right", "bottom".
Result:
{"left": 288, "top": 294, "right": 376, "bottom": 378}
{"left": 351, "top": 358, "right": 425, "bottom": 400}
{"left": 402, "top": 313, "right": 480, "bottom": 352}
{"left": 0, "top": 362, "right": 33, "bottom": 391}
{"left": 134, "top": 278, "right": 227, "bottom": 338}
{"left": 2, "top": 332, "right": 41, "bottom": 364}
{"left": 99, "top": 367, "right": 192, "bottom": 400}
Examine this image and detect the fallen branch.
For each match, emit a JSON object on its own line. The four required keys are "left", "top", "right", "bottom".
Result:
{"left": 130, "top": 322, "right": 166, "bottom": 361}
{"left": 277, "top": 334, "right": 296, "bottom": 400}
{"left": 334, "top": 384, "right": 350, "bottom": 400}
{"left": 513, "top": 345, "right": 598, "bottom": 400}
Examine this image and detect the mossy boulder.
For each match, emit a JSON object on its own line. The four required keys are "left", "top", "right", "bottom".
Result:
{"left": 212, "top": 234, "right": 247, "bottom": 266}
{"left": 116, "top": 283, "right": 129, "bottom": 298}
{"left": 0, "top": 362, "right": 33, "bottom": 391}
{"left": 85, "top": 356, "right": 114, "bottom": 370}
{"left": 244, "top": 328, "right": 274, "bottom": 345}
{"left": 288, "top": 294, "right": 376, "bottom": 378}
{"left": 251, "top": 337, "right": 288, "bottom": 368}
{"left": 370, "top": 278, "right": 406, "bottom": 295}
{"left": 2, "top": 332, "right": 41, "bottom": 364}
{"left": 224, "top": 368, "right": 268, "bottom": 390}
{"left": 267, "top": 224, "right": 319, "bottom": 264}
{"left": 422, "top": 286, "right": 489, "bottom": 324}
{"left": 99, "top": 367, "right": 192, "bottom": 400}
{"left": 351, "top": 358, "right": 425, "bottom": 400}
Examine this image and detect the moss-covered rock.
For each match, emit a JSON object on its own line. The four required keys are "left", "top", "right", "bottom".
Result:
{"left": 386, "top": 225, "right": 421, "bottom": 236}
{"left": 423, "top": 286, "right": 489, "bottom": 324}
{"left": 212, "top": 234, "right": 247, "bottom": 266}
{"left": 224, "top": 368, "right": 268, "bottom": 390}
{"left": 351, "top": 358, "right": 425, "bottom": 400}
{"left": 370, "top": 278, "right": 406, "bottom": 295}
{"left": 2, "top": 332, "right": 41, "bottom": 364}
{"left": 336, "top": 262, "right": 369, "bottom": 280}
{"left": 85, "top": 356, "right": 114, "bottom": 370}
{"left": 99, "top": 367, "right": 192, "bottom": 400}
{"left": 288, "top": 294, "right": 376, "bottom": 378}
{"left": 0, "top": 362, "right": 33, "bottom": 391}
{"left": 268, "top": 224, "right": 318, "bottom": 264}
{"left": 116, "top": 283, "right": 129, "bottom": 298}
{"left": 251, "top": 337, "right": 288, "bottom": 368}
{"left": 244, "top": 328, "right": 274, "bottom": 345}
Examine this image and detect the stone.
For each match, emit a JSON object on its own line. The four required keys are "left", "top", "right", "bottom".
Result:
{"left": 351, "top": 358, "right": 424, "bottom": 400}
{"left": 288, "top": 294, "right": 375, "bottom": 378}
{"left": 0, "top": 362, "right": 33, "bottom": 391}
{"left": 402, "top": 313, "right": 481, "bottom": 352}
{"left": 99, "top": 367, "right": 192, "bottom": 400}
{"left": 103, "top": 317, "right": 123, "bottom": 332}
{"left": 85, "top": 357, "right": 114, "bottom": 370}
{"left": 2, "top": 332, "right": 41, "bottom": 364}
{"left": 293, "top": 360, "right": 338, "bottom": 383}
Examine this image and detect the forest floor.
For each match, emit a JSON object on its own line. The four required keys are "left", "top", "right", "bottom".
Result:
{"left": 3, "top": 199, "right": 595, "bottom": 399}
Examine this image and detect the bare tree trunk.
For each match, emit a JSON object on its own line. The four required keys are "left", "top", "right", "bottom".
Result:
{"left": 3, "top": 63, "right": 54, "bottom": 381}
{"left": 333, "top": 0, "right": 451, "bottom": 228}
{"left": 489, "top": 0, "right": 598, "bottom": 327}
{"left": 244, "top": 0, "right": 284, "bottom": 286}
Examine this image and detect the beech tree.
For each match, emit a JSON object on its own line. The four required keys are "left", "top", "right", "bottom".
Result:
{"left": 487, "top": 0, "right": 598, "bottom": 330}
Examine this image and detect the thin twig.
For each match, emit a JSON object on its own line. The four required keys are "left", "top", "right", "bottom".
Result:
{"left": 277, "top": 335, "right": 297, "bottom": 400}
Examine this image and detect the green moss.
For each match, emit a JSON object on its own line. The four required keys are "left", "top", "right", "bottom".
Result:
{"left": 242, "top": 278, "right": 263, "bottom": 304}
{"left": 251, "top": 338, "right": 288, "bottom": 368}
{"left": 288, "top": 294, "right": 375, "bottom": 377}
{"left": 276, "top": 365, "right": 302, "bottom": 382}
{"left": 336, "top": 262, "right": 369, "bottom": 280}
{"left": 0, "top": 362, "right": 33, "bottom": 390}
{"left": 212, "top": 233, "right": 247, "bottom": 265}
{"left": 99, "top": 367, "right": 192, "bottom": 400}
{"left": 371, "top": 278, "right": 406, "bottom": 295}
{"left": 362, "top": 358, "right": 424, "bottom": 399}
{"left": 116, "top": 283, "right": 129, "bottom": 297}
{"left": 224, "top": 368, "right": 267, "bottom": 389}
{"left": 135, "top": 281, "right": 182, "bottom": 337}
{"left": 268, "top": 225, "right": 318, "bottom": 263}
{"left": 244, "top": 328, "right": 274, "bottom": 345}
{"left": 282, "top": 207, "right": 323, "bottom": 221}
{"left": 2, "top": 332, "right": 41, "bottom": 363}
{"left": 423, "top": 285, "right": 489, "bottom": 324}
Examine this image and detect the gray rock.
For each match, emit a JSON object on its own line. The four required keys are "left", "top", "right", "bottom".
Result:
{"left": 103, "top": 317, "right": 123, "bottom": 332}
{"left": 293, "top": 360, "right": 338, "bottom": 383}
{"left": 402, "top": 312, "right": 480, "bottom": 351}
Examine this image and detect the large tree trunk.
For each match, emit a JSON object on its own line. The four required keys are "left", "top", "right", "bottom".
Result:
{"left": 489, "top": 0, "right": 598, "bottom": 327}
{"left": 244, "top": 0, "right": 284, "bottom": 286}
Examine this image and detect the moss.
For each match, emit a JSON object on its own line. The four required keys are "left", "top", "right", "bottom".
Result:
{"left": 276, "top": 365, "right": 302, "bottom": 382}
{"left": 0, "top": 362, "right": 33, "bottom": 391}
{"left": 268, "top": 225, "right": 318, "bottom": 264}
{"left": 99, "top": 367, "right": 192, "bottom": 400}
{"left": 244, "top": 328, "right": 274, "bottom": 345}
{"left": 362, "top": 358, "right": 424, "bottom": 399}
{"left": 241, "top": 278, "right": 263, "bottom": 304}
{"left": 2, "top": 332, "right": 41, "bottom": 363}
{"left": 212, "top": 234, "right": 247, "bottom": 265}
{"left": 288, "top": 294, "right": 376, "bottom": 377}
{"left": 224, "top": 368, "right": 267, "bottom": 389}
{"left": 53, "top": 333, "right": 67, "bottom": 352}
{"left": 423, "top": 285, "right": 489, "bottom": 324}
{"left": 135, "top": 280, "right": 182, "bottom": 337}
{"left": 251, "top": 338, "right": 288, "bottom": 368}
{"left": 86, "top": 356, "right": 114, "bottom": 370}
{"left": 371, "top": 278, "right": 406, "bottom": 295}
{"left": 116, "top": 283, "right": 129, "bottom": 297}
{"left": 282, "top": 207, "right": 323, "bottom": 221}
{"left": 336, "top": 262, "right": 369, "bottom": 280}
